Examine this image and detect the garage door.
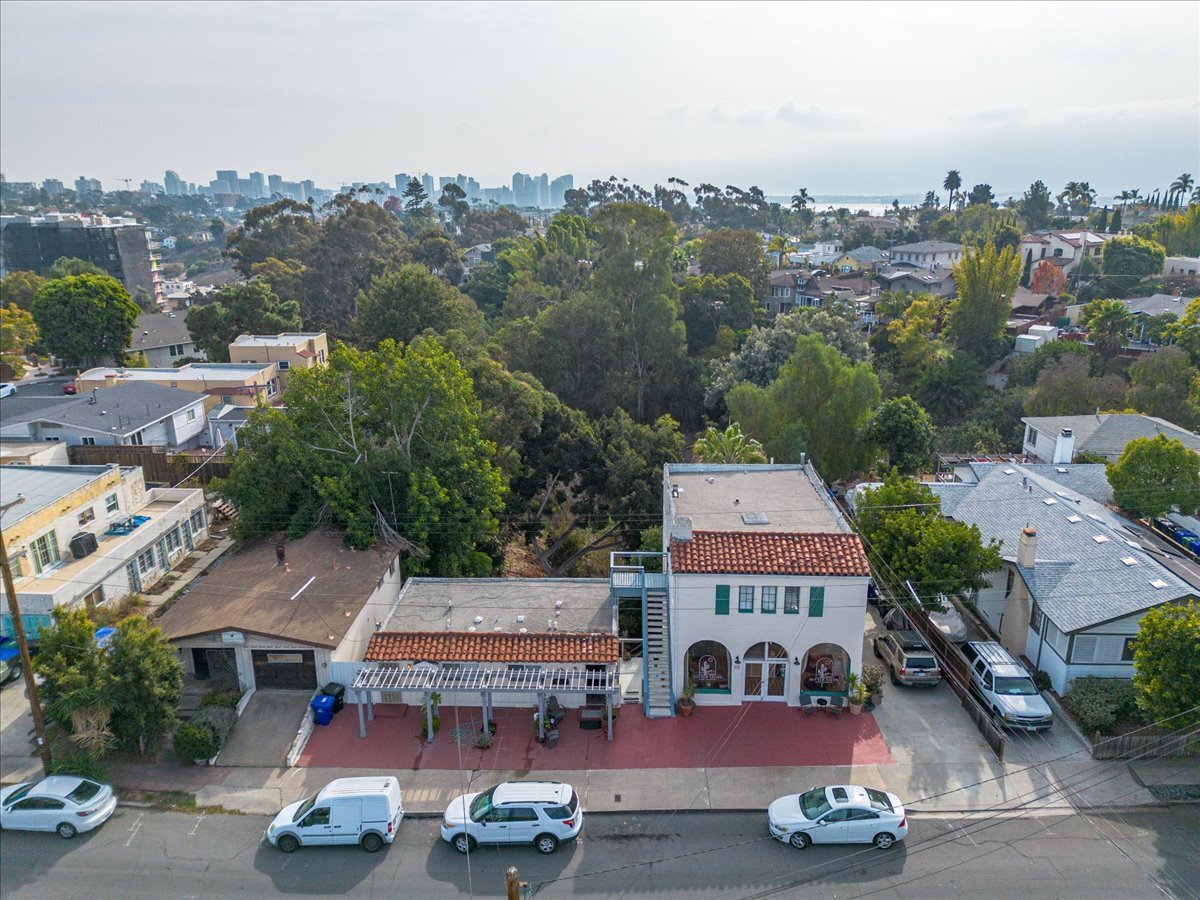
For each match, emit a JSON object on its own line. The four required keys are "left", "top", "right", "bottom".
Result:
{"left": 251, "top": 650, "right": 316, "bottom": 690}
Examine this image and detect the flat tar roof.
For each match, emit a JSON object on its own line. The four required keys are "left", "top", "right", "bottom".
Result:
{"left": 665, "top": 463, "right": 848, "bottom": 533}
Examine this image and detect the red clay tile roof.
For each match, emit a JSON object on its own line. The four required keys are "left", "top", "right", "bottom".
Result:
{"left": 297, "top": 349, "right": 314, "bottom": 358}
{"left": 364, "top": 631, "right": 619, "bottom": 664}
{"left": 670, "top": 530, "right": 871, "bottom": 577}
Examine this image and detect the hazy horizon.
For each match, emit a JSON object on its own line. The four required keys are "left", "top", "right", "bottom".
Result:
{"left": 2, "top": 1, "right": 1197, "bottom": 196}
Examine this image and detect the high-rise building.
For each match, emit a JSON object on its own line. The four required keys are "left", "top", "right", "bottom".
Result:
{"left": 512, "top": 172, "right": 534, "bottom": 207}
{"left": 534, "top": 173, "right": 550, "bottom": 208}
{"left": 465, "top": 177, "right": 481, "bottom": 201}
{"left": 42, "top": 179, "right": 65, "bottom": 195}
{"left": 420, "top": 174, "right": 434, "bottom": 200}
{"left": 550, "top": 174, "right": 574, "bottom": 208}
{"left": 164, "top": 170, "right": 182, "bottom": 195}
{"left": 394, "top": 173, "right": 411, "bottom": 195}
{"left": 249, "top": 172, "right": 265, "bottom": 198}
{"left": 1, "top": 215, "right": 157, "bottom": 299}
{"left": 237, "top": 178, "right": 254, "bottom": 196}
{"left": 438, "top": 176, "right": 456, "bottom": 193}
{"left": 74, "top": 176, "right": 103, "bottom": 195}
{"left": 300, "top": 180, "right": 315, "bottom": 202}
{"left": 215, "top": 170, "right": 239, "bottom": 193}
{"left": 140, "top": 180, "right": 164, "bottom": 194}
{"left": 210, "top": 179, "right": 232, "bottom": 194}
{"left": 268, "top": 174, "right": 283, "bottom": 196}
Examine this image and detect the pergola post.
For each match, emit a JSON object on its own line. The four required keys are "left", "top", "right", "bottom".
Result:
{"left": 357, "top": 689, "right": 367, "bottom": 738}
{"left": 367, "top": 691, "right": 374, "bottom": 721}
{"left": 606, "top": 692, "right": 613, "bottom": 742}
{"left": 425, "top": 691, "right": 435, "bottom": 744}
{"left": 537, "top": 692, "right": 546, "bottom": 743}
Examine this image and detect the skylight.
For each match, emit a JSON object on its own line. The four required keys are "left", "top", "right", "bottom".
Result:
{"left": 1066, "top": 515, "right": 1082, "bottom": 523}
{"left": 1093, "top": 535, "right": 1110, "bottom": 543}
{"left": 1043, "top": 498, "right": 1058, "bottom": 505}
{"left": 1056, "top": 467, "right": 1068, "bottom": 474}
{"left": 1003, "top": 468, "right": 1015, "bottom": 475}
{"left": 1150, "top": 579, "right": 1169, "bottom": 589}
{"left": 1121, "top": 557, "right": 1138, "bottom": 566}
{"left": 1088, "top": 514, "right": 1105, "bottom": 522}
{"left": 741, "top": 512, "right": 769, "bottom": 525}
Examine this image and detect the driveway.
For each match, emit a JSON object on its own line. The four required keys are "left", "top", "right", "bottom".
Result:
{"left": 0, "top": 677, "right": 43, "bottom": 783}
{"left": 218, "top": 691, "right": 311, "bottom": 768}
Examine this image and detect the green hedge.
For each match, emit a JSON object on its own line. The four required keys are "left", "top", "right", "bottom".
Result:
{"left": 1063, "top": 677, "right": 1139, "bottom": 735}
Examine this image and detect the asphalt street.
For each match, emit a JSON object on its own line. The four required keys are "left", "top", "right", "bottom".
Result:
{"left": 1, "top": 806, "right": 1196, "bottom": 898}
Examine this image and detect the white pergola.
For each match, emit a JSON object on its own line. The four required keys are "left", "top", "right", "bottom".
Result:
{"left": 351, "top": 664, "right": 622, "bottom": 742}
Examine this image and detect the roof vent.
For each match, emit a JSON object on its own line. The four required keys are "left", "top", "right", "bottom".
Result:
{"left": 516, "top": 615, "right": 525, "bottom": 623}
{"left": 1066, "top": 515, "right": 1082, "bottom": 523}
{"left": 1043, "top": 498, "right": 1058, "bottom": 505}
{"left": 741, "top": 512, "right": 769, "bottom": 525}
{"left": 1056, "top": 467, "right": 1068, "bottom": 474}
{"left": 473, "top": 615, "right": 483, "bottom": 624}
{"left": 467, "top": 625, "right": 476, "bottom": 632}
{"left": 519, "top": 628, "right": 528, "bottom": 634}
{"left": 1092, "top": 535, "right": 1110, "bottom": 543}
{"left": 1003, "top": 468, "right": 1015, "bottom": 475}
{"left": 493, "top": 626, "right": 502, "bottom": 632}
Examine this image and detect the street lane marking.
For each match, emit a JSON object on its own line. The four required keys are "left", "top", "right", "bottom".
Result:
{"left": 125, "top": 812, "right": 144, "bottom": 847}
{"left": 187, "top": 812, "right": 205, "bottom": 836}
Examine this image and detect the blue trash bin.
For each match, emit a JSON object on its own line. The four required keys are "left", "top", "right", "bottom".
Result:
{"left": 311, "top": 693, "right": 335, "bottom": 726}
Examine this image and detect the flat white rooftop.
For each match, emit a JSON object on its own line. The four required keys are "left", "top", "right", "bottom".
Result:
{"left": 230, "top": 333, "right": 323, "bottom": 347}
{"left": 79, "top": 362, "right": 274, "bottom": 381}
{"left": 666, "top": 463, "right": 848, "bottom": 533}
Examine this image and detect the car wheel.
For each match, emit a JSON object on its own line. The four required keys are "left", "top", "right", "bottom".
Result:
{"left": 534, "top": 833, "right": 559, "bottom": 854}
{"left": 361, "top": 832, "right": 384, "bottom": 853}
{"left": 889, "top": 668, "right": 900, "bottom": 686}
{"left": 872, "top": 642, "right": 882, "bottom": 659}
{"left": 873, "top": 832, "right": 896, "bottom": 849}
{"left": 277, "top": 834, "right": 300, "bottom": 853}
{"left": 789, "top": 831, "right": 811, "bottom": 849}
{"left": 453, "top": 833, "right": 476, "bottom": 854}
{"left": 56, "top": 822, "right": 78, "bottom": 839}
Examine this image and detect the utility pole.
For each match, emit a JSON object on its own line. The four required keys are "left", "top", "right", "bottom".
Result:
{"left": 505, "top": 865, "right": 525, "bottom": 900}
{"left": 0, "top": 499, "right": 53, "bottom": 774}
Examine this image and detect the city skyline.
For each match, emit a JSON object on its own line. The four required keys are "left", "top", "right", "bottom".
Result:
{"left": 1, "top": 2, "right": 1196, "bottom": 195}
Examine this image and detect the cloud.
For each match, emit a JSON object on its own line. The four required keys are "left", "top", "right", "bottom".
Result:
{"left": 775, "top": 102, "right": 846, "bottom": 127}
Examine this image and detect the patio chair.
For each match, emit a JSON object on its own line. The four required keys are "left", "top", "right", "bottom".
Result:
{"left": 826, "top": 696, "right": 846, "bottom": 717}
{"left": 799, "top": 695, "right": 817, "bottom": 718}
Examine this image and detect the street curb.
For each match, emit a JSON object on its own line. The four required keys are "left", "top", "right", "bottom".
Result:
{"left": 117, "top": 800, "right": 155, "bottom": 808}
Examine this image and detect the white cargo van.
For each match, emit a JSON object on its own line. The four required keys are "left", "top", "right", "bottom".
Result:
{"left": 267, "top": 776, "right": 404, "bottom": 853}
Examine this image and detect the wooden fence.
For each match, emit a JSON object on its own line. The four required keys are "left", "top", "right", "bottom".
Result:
{"left": 68, "top": 444, "right": 231, "bottom": 486}
{"left": 1091, "top": 727, "right": 1200, "bottom": 760}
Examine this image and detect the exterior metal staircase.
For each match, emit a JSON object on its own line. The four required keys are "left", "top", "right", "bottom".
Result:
{"left": 610, "top": 552, "right": 675, "bottom": 718}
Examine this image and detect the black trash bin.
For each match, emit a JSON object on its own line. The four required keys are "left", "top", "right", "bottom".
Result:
{"left": 321, "top": 682, "right": 346, "bottom": 713}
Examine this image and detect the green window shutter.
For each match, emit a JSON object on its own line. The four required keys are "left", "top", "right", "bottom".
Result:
{"left": 715, "top": 585, "right": 730, "bottom": 615}
{"left": 809, "top": 586, "right": 825, "bottom": 618}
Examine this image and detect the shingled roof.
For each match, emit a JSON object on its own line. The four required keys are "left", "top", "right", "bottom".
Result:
{"left": 365, "top": 631, "right": 619, "bottom": 664}
{"left": 670, "top": 531, "right": 870, "bottom": 577}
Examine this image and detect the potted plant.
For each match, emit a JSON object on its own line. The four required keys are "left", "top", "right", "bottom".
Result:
{"left": 862, "top": 665, "right": 884, "bottom": 706}
{"left": 677, "top": 675, "right": 697, "bottom": 717}
{"left": 847, "top": 672, "right": 868, "bottom": 715}
{"left": 475, "top": 732, "right": 493, "bottom": 749}
{"left": 174, "top": 721, "right": 218, "bottom": 765}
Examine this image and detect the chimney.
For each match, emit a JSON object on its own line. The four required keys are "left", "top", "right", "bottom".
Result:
{"left": 1017, "top": 527, "right": 1037, "bottom": 569}
{"left": 1052, "top": 428, "right": 1075, "bottom": 464}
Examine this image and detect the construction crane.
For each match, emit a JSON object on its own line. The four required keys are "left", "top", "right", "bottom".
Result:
{"left": 116, "top": 178, "right": 132, "bottom": 191}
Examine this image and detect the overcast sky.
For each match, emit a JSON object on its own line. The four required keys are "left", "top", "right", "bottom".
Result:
{"left": 2, "top": 1, "right": 1197, "bottom": 197}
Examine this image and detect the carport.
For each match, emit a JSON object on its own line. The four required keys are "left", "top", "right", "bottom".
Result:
{"left": 351, "top": 664, "right": 622, "bottom": 742}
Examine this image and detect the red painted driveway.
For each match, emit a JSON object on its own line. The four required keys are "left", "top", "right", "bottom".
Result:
{"left": 298, "top": 703, "right": 893, "bottom": 770}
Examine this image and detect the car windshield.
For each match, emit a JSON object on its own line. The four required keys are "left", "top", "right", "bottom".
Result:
{"left": 798, "top": 788, "right": 832, "bottom": 820}
{"left": 292, "top": 797, "right": 316, "bottom": 822}
{"left": 994, "top": 676, "right": 1038, "bottom": 695}
{"left": 469, "top": 787, "right": 496, "bottom": 821}
{"left": 864, "top": 788, "right": 894, "bottom": 812}
{"left": 5, "top": 784, "right": 33, "bottom": 805}
{"left": 65, "top": 780, "right": 102, "bottom": 804}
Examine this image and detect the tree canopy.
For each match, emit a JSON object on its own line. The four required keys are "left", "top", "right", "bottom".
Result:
{"left": 185, "top": 279, "right": 302, "bottom": 361}
{"left": 355, "top": 264, "right": 484, "bottom": 347}
{"left": 1132, "top": 601, "right": 1200, "bottom": 730}
{"left": 866, "top": 396, "right": 936, "bottom": 474}
{"left": 213, "top": 337, "right": 506, "bottom": 574}
{"left": 948, "top": 241, "right": 1022, "bottom": 366}
{"left": 1106, "top": 434, "right": 1200, "bottom": 518}
{"left": 31, "top": 274, "right": 140, "bottom": 366}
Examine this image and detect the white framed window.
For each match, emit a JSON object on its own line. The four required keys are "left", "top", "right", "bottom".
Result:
{"left": 738, "top": 585, "right": 755, "bottom": 613}
{"left": 137, "top": 548, "right": 156, "bottom": 573}
{"left": 266, "top": 379, "right": 278, "bottom": 397}
{"left": 190, "top": 509, "right": 205, "bottom": 533}
{"left": 81, "top": 436, "right": 96, "bottom": 445}
{"left": 277, "top": 359, "right": 291, "bottom": 370}
{"left": 105, "top": 493, "right": 120, "bottom": 513}
{"left": 761, "top": 586, "right": 777, "bottom": 613}
{"left": 165, "top": 527, "right": 182, "bottom": 553}
{"left": 1071, "top": 635, "right": 1099, "bottom": 664}
{"left": 168, "top": 344, "right": 184, "bottom": 357}
{"left": 77, "top": 508, "right": 96, "bottom": 526}
{"left": 186, "top": 408, "right": 197, "bottom": 422}
{"left": 129, "top": 431, "right": 144, "bottom": 446}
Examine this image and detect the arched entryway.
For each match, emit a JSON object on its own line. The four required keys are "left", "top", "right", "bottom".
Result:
{"left": 686, "top": 640, "right": 731, "bottom": 694}
{"left": 743, "top": 641, "right": 788, "bottom": 700}
{"left": 800, "top": 643, "right": 850, "bottom": 693}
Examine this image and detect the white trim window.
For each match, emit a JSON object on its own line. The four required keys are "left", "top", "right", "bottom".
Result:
{"left": 105, "top": 493, "right": 120, "bottom": 513}
{"left": 31, "top": 532, "right": 60, "bottom": 574}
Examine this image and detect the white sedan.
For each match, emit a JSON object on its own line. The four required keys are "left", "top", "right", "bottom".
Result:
{"left": 0, "top": 776, "right": 118, "bottom": 838}
{"left": 768, "top": 784, "right": 908, "bottom": 850}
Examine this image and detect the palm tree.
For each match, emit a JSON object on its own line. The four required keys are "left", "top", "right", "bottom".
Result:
{"left": 767, "top": 234, "right": 797, "bottom": 269}
{"left": 1170, "top": 173, "right": 1194, "bottom": 204}
{"left": 943, "top": 171, "right": 962, "bottom": 210}
{"left": 790, "top": 188, "right": 811, "bottom": 212}
{"left": 1116, "top": 190, "right": 1134, "bottom": 211}
{"left": 692, "top": 423, "right": 768, "bottom": 464}
{"left": 1191, "top": 185, "right": 1200, "bottom": 206}
{"left": 1080, "top": 298, "right": 1135, "bottom": 372}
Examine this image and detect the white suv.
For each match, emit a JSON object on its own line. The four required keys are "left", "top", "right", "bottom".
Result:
{"left": 962, "top": 641, "right": 1053, "bottom": 731}
{"left": 441, "top": 781, "right": 582, "bottom": 855}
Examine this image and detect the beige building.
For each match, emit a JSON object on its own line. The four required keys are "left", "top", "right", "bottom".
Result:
{"left": 75, "top": 361, "right": 281, "bottom": 408}
{"left": 228, "top": 333, "right": 328, "bottom": 387}
{"left": 0, "top": 464, "right": 207, "bottom": 638}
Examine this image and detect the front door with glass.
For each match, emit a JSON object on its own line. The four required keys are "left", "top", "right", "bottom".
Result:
{"left": 743, "top": 642, "right": 788, "bottom": 700}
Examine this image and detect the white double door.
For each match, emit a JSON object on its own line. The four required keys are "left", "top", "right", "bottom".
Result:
{"left": 743, "top": 643, "right": 788, "bottom": 701}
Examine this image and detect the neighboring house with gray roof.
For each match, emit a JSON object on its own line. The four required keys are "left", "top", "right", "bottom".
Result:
{"left": 887, "top": 241, "right": 963, "bottom": 271}
{"left": 1022, "top": 414, "right": 1200, "bottom": 463}
{"left": 128, "top": 312, "right": 206, "bottom": 367}
{"left": 875, "top": 266, "right": 956, "bottom": 297}
{"left": 927, "top": 464, "right": 1195, "bottom": 693}
{"left": 1064, "top": 293, "right": 1192, "bottom": 327}
{"left": 0, "top": 383, "right": 209, "bottom": 450}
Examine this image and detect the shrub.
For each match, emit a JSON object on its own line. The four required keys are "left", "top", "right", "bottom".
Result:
{"left": 193, "top": 707, "right": 237, "bottom": 748}
{"left": 48, "top": 753, "right": 108, "bottom": 783}
{"left": 475, "top": 733, "right": 493, "bottom": 749}
{"left": 200, "top": 690, "right": 242, "bottom": 710}
{"left": 174, "top": 721, "right": 218, "bottom": 762}
{"left": 1031, "top": 669, "right": 1053, "bottom": 692}
{"left": 1063, "top": 677, "right": 1139, "bottom": 734}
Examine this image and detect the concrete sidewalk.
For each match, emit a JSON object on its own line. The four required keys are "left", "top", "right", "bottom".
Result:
{"left": 98, "top": 755, "right": 1189, "bottom": 819}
